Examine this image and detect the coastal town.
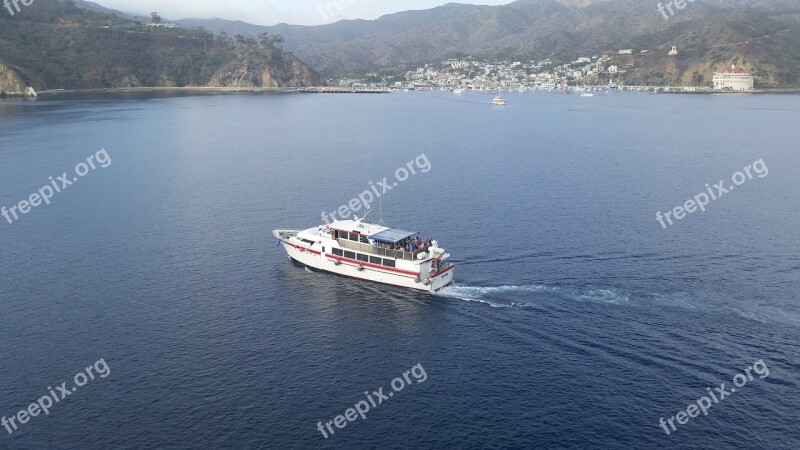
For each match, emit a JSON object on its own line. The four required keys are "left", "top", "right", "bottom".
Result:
{"left": 333, "top": 51, "right": 758, "bottom": 93}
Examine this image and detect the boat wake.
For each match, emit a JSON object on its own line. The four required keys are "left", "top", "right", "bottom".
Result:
{"left": 434, "top": 283, "right": 631, "bottom": 308}
{"left": 435, "top": 283, "right": 800, "bottom": 327}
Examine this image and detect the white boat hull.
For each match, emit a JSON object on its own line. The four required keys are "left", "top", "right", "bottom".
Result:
{"left": 276, "top": 233, "right": 454, "bottom": 293}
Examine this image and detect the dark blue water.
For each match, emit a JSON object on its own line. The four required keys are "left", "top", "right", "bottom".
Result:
{"left": 1, "top": 91, "right": 798, "bottom": 449}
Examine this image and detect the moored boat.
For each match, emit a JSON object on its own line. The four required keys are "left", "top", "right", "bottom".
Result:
{"left": 492, "top": 95, "right": 506, "bottom": 106}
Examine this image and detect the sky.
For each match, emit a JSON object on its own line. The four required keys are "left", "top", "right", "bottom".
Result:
{"left": 93, "top": 0, "right": 514, "bottom": 26}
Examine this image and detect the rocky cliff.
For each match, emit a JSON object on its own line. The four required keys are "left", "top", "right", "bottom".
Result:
{"left": 0, "top": 63, "right": 30, "bottom": 95}
{"left": 0, "top": 0, "right": 320, "bottom": 94}
{"left": 208, "top": 47, "right": 319, "bottom": 88}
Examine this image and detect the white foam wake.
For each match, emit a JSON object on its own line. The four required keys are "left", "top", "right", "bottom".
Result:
{"left": 435, "top": 283, "right": 631, "bottom": 307}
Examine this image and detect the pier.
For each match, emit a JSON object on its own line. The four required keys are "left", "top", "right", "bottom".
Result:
{"left": 303, "top": 87, "right": 391, "bottom": 94}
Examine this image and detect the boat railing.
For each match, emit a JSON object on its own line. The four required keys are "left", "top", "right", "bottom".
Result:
{"left": 337, "top": 239, "right": 415, "bottom": 261}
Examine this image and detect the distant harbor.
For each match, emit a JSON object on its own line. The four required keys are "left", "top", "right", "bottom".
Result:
{"left": 15, "top": 86, "right": 392, "bottom": 97}
{"left": 8, "top": 84, "right": 798, "bottom": 99}
{"left": 331, "top": 56, "right": 797, "bottom": 95}
{"left": 303, "top": 87, "right": 391, "bottom": 94}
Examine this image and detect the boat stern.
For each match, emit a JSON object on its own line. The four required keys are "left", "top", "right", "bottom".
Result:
{"left": 427, "top": 264, "right": 455, "bottom": 292}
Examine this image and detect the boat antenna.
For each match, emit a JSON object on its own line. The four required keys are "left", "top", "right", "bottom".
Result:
{"left": 378, "top": 172, "right": 387, "bottom": 227}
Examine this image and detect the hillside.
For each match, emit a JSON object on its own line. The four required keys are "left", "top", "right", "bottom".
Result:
{"left": 180, "top": 0, "right": 800, "bottom": 87}
{"left": 0, "top": 0, "right": 319, "bottom": 94}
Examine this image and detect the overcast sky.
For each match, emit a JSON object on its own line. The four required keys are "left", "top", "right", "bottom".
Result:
{"left": 93, "top": 0, "right": 513, "bottom": 26}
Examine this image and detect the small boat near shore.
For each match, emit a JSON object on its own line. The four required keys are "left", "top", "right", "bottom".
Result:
{"left": 492, "top": 95, "right": 507, "bottom": 106}
{"left": 274, "top": 216, "right": 455, "bottom": 292}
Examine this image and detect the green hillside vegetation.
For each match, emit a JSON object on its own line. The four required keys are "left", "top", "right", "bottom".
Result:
{"left": 0, "top": 0, "right": 319, "bottom": 92}
{"left": 240, "top": 0, "right": 800, "bottom": 87}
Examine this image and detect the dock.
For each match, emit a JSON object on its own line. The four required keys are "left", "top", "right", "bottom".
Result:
{"left": 303, "top": 87, "right": 390, "bottom": 94}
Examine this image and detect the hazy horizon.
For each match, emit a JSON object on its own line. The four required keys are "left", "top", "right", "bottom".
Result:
{"left": 91, "top": 0, "right": 515, "bottom": 26}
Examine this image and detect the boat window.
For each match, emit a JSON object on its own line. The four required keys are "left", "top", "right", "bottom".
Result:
{"left": 344, "top": 251, "right": 356, "bottom": 260}
{"left": 383, "top": 259, "right": 396, "bottom": 268}
{"left": 339, "top": 231, "right": 350, "bottom": 241}
{"left": 357, "top": 253, "right": 369, "bottom": 262}
{"left": 300, "top": 239, "right": 315, "bottom": 246}
{"left": 359, "top": 235, "right": 370, "bottom": 244}
{"left": 332, "top": 248, "right": 343, "bottom": 256}
{"left": 369, "top": 256, "right": 382, "bottom": 265}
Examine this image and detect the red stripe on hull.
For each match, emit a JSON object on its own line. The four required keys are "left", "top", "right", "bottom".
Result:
{"left": 285, "top": 242, "right": 321, "bottom": 255}
{"left": 282, "top": 240, "right": 453, "bottom": 292}
{"left": 431, "top": 265, "right": 455, "bottom": 278}
{"left": 291, "top": 258, "right": 428, "bottom": 291}
{"left": 325, "top": 254, "right": 420, "bottom": 277}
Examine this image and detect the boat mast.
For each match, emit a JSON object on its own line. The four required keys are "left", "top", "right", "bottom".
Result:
{"left": 378, "top": 172, "right": 387, "bottom": 227}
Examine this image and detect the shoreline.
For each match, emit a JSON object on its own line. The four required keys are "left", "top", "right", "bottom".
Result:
{"left": 34, "top": 86, "right": 307, "bottom": 97}
{"left": 0, "top": 86, "right": 390, "bottom": 98}
{"left": 2, "top": 85, "right": 799, "bottom": 99}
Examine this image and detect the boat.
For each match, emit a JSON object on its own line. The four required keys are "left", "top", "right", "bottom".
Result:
{"left": 492, "top": 95, "right": 506, "bottom": 106}
{"left": 273, "top": 216, "right": 455, "bottom": 292}
{"left": 453, "top": 88, "right": 465, "bottom": 95}
{"left": 581, "top": 91, "right": 594, "bottom": 97}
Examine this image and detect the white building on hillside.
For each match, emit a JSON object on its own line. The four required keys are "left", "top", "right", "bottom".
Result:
{"left": 712, "top": 65, "right": 754, "bottom": 91}
{"left": 147, "top": 22, "right": 179, "bottom": 28}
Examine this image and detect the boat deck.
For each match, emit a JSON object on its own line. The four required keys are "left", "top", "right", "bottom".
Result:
{"left": 337, "top": 239, "right": 418, "bottom": 262}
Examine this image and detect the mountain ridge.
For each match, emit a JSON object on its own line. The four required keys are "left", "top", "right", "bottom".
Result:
{"left": 177, "top": 0, "right": 800, "bottom": 86}
{"left": 0, "top": 0, "right": 320, "bottom": 94}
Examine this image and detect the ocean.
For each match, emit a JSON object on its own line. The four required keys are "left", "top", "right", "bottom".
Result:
{"left": 1, "top": 90, "right": 798, "bottom": 449}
